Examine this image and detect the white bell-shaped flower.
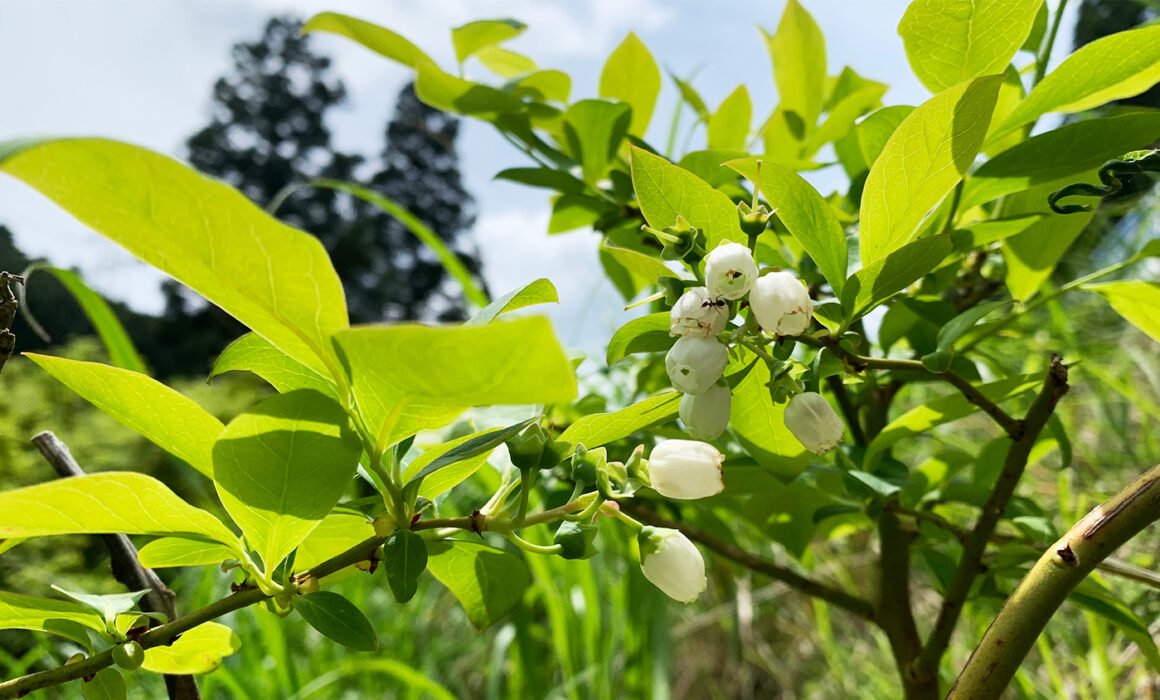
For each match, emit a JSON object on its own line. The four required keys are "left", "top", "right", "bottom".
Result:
{"left": 750, "top": 270, "right": 813, "bottom": 336}
{"left": 704, "top": 242, "right": 758, "bottom": 300}
{"left": 648, "top": 439, "right": 725, "bottom": 499}
{"left": 670, "top": 286, "right": 728, "bottom": 338}
{"left": 665, "top": 336, "right": 728, "bottom": 395}
{"left": 638, "top": 527, "right": 707, "bottom": 603}
{"left": 784, "top": 391, "right": 845, "bottom": 454}
{"left": 679, "top": 384, "right": 731, "bottom": 441}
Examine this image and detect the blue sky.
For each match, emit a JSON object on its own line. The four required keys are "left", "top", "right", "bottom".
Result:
{"left": 0, "top": 0, "right": 1077, "bottom": 360}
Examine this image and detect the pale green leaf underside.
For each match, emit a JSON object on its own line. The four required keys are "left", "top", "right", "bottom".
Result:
{"left": 334, "top": 316, "right": 576, "bottom": 452}
{"left": 0, "top": 591, "right": 105, "bottom": 637}
{"left": 466, "top": 278, "right": 558, "bottom": 326}
{"left": 136, "top": 538, "right": 237, "bottom": 569}
{"left": 0, "top": 138, "right": 348, "bottom": 380}
{"left": 899, "top": 0, "right": 1042, "bottom": 93}
{"left": 211, "top": 333, "right": 337, "bottom": 398}
{"left": 629, "top": 146, "right": 745, "bottom": 250}
{"left": 142, "top": 622, "right": 241, "bottom": 674}
{"left": 0, "top": 473, "right": 236, "bottom": 545}
{"left": 26, "top": 354, "right": 223, "bottom": 478}
{"left": 859, "top": 75, "right": 1002, "bottom": 266}
{"left": 426, "top": 541, "right": 529, "bottom": 629}
{"left": 213, "top": 390, "right": 362, "bottom": 572}
{"left": 559, "top": 391, "right": 680, "bottom": 450}
{"left": 1086, "top": 281, "right": 1160, "bottom": 344}
{"left": 599, "top": 32, "right": 662, "bottom": 137}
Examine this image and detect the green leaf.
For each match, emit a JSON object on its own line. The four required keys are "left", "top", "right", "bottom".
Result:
{"left": 1069, "top": 580, "right": 1160, "bottom": 672}
{"left": 856, "top": 105, "right": 914, "bottom": 167}
{"left": 842, "top": 234, "right": 953, "bottom": 319}
{"left": 518, "top": 70, "right": 571, "bottom": 103}
{"left": 948, "top": 215, "right": 1042, "bottom": 256}
{"left": 629, "top": 146, "right": 745, "bottom": 249}
{"left": 726, "top": 158, "right": 848, "bottom": 295}
{"left": 81, "top": 668, "right": 126, "bottom": 700}
{"left": 992, "top": 24, "right": 1160, "bottom": 139}
{"left": 142, "top": 622, "right": 242, "bottom": 674}
{"left": 559, "top": 392, "right": 680, "bottom": 450}
{"left": 212, "top": 390, "right": 362, "bottom": 572}
{"left": 1001, "top": 182, "right": 1094, "bottom": 301}
{"left": 383, "top": 530, "right": 428, "bottom": 604}
{"left": 295, "top": 592, "right": 378, "bottom": 652}
{"left": 0, "top": 591, "right": 106, "bottom": 642}
{"left": 21, "top": 265, "right": 146, "bottom": 374}
{"left": 548, "top": 194, "right": 611, "bottom": 234}
{"left": 404, "top": 419, "right": 537, "bottom": 494}
{"left": 936, "top": 301, "right": 1011, "bottom": 351}
{"left": 899, "top": 0, "right": 1042, "bottom": 93}
{"left": 334, "top": 317, "right": 576, "bottom": 452}
{"left": 671, "top": 73, "right": 709, "bottom": 119}
{"left": 426, "top": 541, "right": 529, "bottom": 629}
{"left": 414, "top": 60, "right": 524, "bottom": 118}
{"left": 961, "top": 112, "right": 1160, "bottom": 210}
{"left": 864, "top": 374, "right": 1041, "bottom": 467}
{"left": 303, "top": 12, "right": 434, "bottom": 68}
{"left": 311, "top": 179, "right": 489, "bottom": 308}
{"left": 466, "top": 279, "right": 558, "bottom": 326}
{"left": 736, "top": 480, "right": 833, "bottom": 556}
{"left": 137, "top": 538, "right": 237, "bottom": 569}
{"left": 600, "top": 243, "right": 679, "bottom": 285}
{"left": 494, "top": 167, "right": 586, "bottom": 194}
{"left": 0, "top": 138, "right": 349, "bottom": 380}
{"left": 606, "top": 312, "right": 673, "bottom": 365}
{"left": 294, "top": 513, "right": 375, "bottom": 575}
{"left": 211, "top": 333, "right": 337, "bottom": 397}
{"left": 804, "top": 84, "right": 888, "bottom": 156}
{"left": 708, "top": 86, "right": 752, "bottom": 151}
{"left": 475, "top": 46, "right": 536, "bottom": 78}
{"left": 764, "top": 0, "right": 827, "bottom": 131}
{"left": 599, "top": 32, "right": 662, "bottom": 137}
{"left": 24, "top": 354, "right": 223, "bottom": 478}
{"left": 845, "top": 470, "right": 901, "bottom": 499}
{"left": 731, "top": 360, "right": 810, "bottom": 479}
{"left": 1085, "top": 281, "right": 1160, "bottom": 344}
{"left": 859, "top": 76, "right": 1002, "bottom": 266}
{"left": 451, "top": 19, "right": 525, "bottom": 65}
{"left": 51, "top": 587, "right": 148, "bottom": 629}
{"left": 0, "top": 473, "right": 236, "bottom": 545}
{"left": 563, "top": 100, "right": 632, "bottom": 184}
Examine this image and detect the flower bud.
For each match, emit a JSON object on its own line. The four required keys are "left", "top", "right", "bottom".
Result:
{"left": 113, "top": 641, "right": 145, "bottom": 671}
{"left": 750, "top": 270, "right": 813, "bottom": 336}
{"left": 647, "top": 439, "right": 725, "bottom": 500}
{"left": 665, "top": 336, "right": 728, "bottom": 395}
{"left": 571, "top": 444, "right": 605, "bottom": 484}
{"left": 506, "top": 424, "right": 549, "bottom": 470}
{"left": 670, "top": 286, "right": 728, "bottom": 338}
{"left": 704, "top": 242, "right": 758, "bottom": 300}
{"left": 783, "top": 392, "right": 844, "bottom": 454}
{"left": 638, "top": 526, "right": 707, "bottom": 603}
{"left": 554, "top": 521, "right": 598, "bottom": 560}
{"left": 679, "top": 384, "right": 731, "bottom": 441}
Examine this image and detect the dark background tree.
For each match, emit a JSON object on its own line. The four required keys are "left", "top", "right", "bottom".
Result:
{"left": 6, "top": 16, "right": 483, "bottom": 378}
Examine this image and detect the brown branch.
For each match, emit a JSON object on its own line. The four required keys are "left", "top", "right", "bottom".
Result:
{"left": 32, "top": 431, "right": 200, "bottom": 700}
{"left": 0, "top": 272, "right": 23, "bottom": 378}
{"left": 621, "top": 502, "right": 876, "bottom": 621}
{"left": 910, "top": 355, "right": 1069, "bottom": 682}
{"left": 877, "top": 509, "right": 937, "bottom": 699}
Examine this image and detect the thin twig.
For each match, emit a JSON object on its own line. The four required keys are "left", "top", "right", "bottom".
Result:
{"left": 0, "top": 272, "right": 23, "bottom": 378}
{"left": 31, "top": 431, "right": 200, "bottom": 700}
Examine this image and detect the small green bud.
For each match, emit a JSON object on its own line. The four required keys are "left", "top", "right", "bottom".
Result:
{"left": 553, "top": 521, "right": 598, "bottom": 560}
{"left": 571, "top": 444, "right": 605, "bottom": 484}
{"left": 113, "top": 641, "right": 145, "bottom": 671}
{"left": 506, "top": 424, "right": 549, "bottom": 470}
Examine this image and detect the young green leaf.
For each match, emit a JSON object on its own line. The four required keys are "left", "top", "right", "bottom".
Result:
{"left": 414, "top": 60, "right": 524, "bottom": 118}
{"left": 899, "top": 0, "right": 1042, "bottom": 93}
{"left": 606, "top": 313, "right": 673, "bottom": 365}
{"left": 51, "top": 587, "right": 148, "bottom": 630}
{"left": 558, "top": 391, "right": 680, "bottom": 450}
{"left": 294, "top": 592, "right": 378, "bottom": 652}
{"left": 731, "top": 360, "right": 810, "bottom": 480}
{"left": 383, "top": 530, "right": 428, "bottom": 604}
{"left": 0, "top": 473, "right": 237, "bottom": 545}
{"left": 1085, "top": 282, "right": 1160, "bottom": 344}
{"left": 855, "top": 105, "right": 914, "bottom": 167}
{"left": 404, "top": 419, "right": 537, "bottom": 489}
{"left": 334, "top": 316, "right": 576, "bottom": 452}
{"left": 563, "top": 100, "right": 632, "bottom": 184}
{"left": 213, "top": 390, "right": 362, "bottom": 573}
{"left": 136, "top": 538, "right": 237, "bottom": 569}
{"left": 426, "top": 541, "right": 529, "bottom": 630}
{"left": 764, "top": 0, "right": 826, "bottom": 132}
{"left": 142, "top": 622, "right": 242, "bottom": 674}
{"left": 211, "top": 333, "right": 338, "bottom": 398}
{"left": 708, "top": 86, "right": 752, "bottom": 151}
{"left": 629, "top": 146, "right": 745, "bottom": 249}
{"left": 842, "top": 234, "right": 953, "bottom": 319}
{"left": 0, "top": 591, "right": 107, "bottom": 643}
{"left": 466, "top": 278, "right": 558, "bottom": 326}
{"left": 726, "top": 158, "right": 848, "bottom": 295}
{"left": 0, "top": 138, "right": 349, "bottom": 380}
{"left": 859, "top": 76, "right": 1002, "bottom": 265}
{"left": 475, "top": 46, "right": 536, "bottom": 78}
{"left": 599, "top": 33, "right": 662, "bottom": 136}
{"left": 81, "top": 668, "right": 126, "bottom": 700}
{"left": 804, "top": 84, "right": 887, "bottom": 156}
{"left": 600, "top": 242, "right": 680, "bottom": 285}
{"left": 992, "top": 24, "right": 1160, "bottom": 139}
{"left": 24, "top": 354, "right": 223, "bottom": 478}
{"left": 303, "top": 12, "right": 434, "bottom": 68}
{"left": 936, "top": 301, "right": 1012, "bottom": 351}
{"left": 451, "top": 19, "right": 525, "bottom": 65}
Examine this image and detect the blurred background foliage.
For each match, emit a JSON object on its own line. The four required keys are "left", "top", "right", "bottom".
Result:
{"left": 3, "top": 1, "right": 1160, "bottom": 698}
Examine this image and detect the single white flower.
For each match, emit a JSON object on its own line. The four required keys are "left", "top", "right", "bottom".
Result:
{"left": 648, "top": 439, "right": 725, "bottom": 499}
{"left": 638, "top": 527, "right": 707, "bottom": 603}
{"left": 784, "top": 391, "right": 845, "bottom": 454}
{"left": 670, "top": 286, "right": 728, "bottom": 338}
{"left": 679, "top": 384, "right": 731, "bottom": 441}
{"left": 665, "top": 336, "right": 728, "bottom": 395}
{"left": 704, "top": 242, "right": 758, "bottom": 300}
{"left": 750, "top": 270, "right": 813, "bottom": 336}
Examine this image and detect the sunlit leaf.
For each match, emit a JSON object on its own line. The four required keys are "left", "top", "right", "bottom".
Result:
{"left": 295, "top": 592, "right": 378, "bottom": 652}
{"left": 1086, "top": 282, "right": 1160, "bottom": 344}
{"left": 426, "top": 541, "right": 529, "bottom": 629}
{"left": 630, "top": 146, "right": 745, "bottom": 249}
{"left": 142, "top": 622, "right": 242, "bottom": 674}
{"left": 599, "top": 33, "right": 662, "bottom": 136}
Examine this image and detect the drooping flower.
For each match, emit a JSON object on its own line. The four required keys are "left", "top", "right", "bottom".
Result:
{"left": 648, "top": 439, "right": 725, "bottom": 499}
{"left": 704, "top": 242, "right": 758, "bottom": 300}
{"left": 638, "top": 526, "right": 707, "bottom": 603}
{"left": 670, "top": 286, "right": 728, "bottom": 337}
{"left": 665, "top": 336, "right": 728, "bottom": 395}
{"left": 750, "top": 270, "right": 813, "bottom": 336}
{"left": 784, "top": 391, "right": 845, "bottom": 454}
{"left": 679, "top": 384, "right": 731, "bottom": 441}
